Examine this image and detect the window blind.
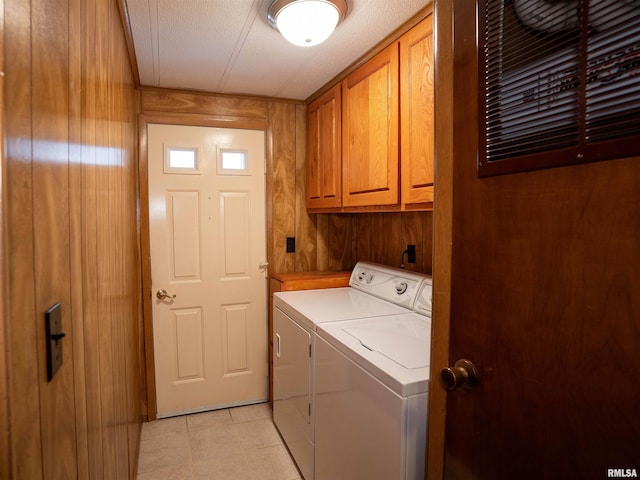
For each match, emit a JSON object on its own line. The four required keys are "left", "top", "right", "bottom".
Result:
{"left": 479, "top": 0, "right": 640, "bottom": 176}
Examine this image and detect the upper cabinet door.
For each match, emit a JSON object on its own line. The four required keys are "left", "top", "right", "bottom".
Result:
{"left": 400, "top": 15, "right": 435, "bottom": 207}
{"left": 306, "top": 84, "right": 342, "bottom": 210}
{"left": 342, "top": 43, "right": 400, "bottom": 207}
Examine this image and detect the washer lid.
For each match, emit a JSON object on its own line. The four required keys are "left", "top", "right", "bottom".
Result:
{"left": 274, "top": 287, "right": 409, "bottom": 331}
{"left": 343, "top": 316, "right": 431, "bottom": 369}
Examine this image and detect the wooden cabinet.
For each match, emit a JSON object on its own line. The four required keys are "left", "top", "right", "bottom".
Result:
{"left": 305, "top": 13, "right": 434, "bottom": 212}
{"left": 400, "top": 15, "right": 435, "bottom": 207}
{"left": 342, "top": 43, "right": 400, "bottom": 207}
{"left": 306, "top": 84, "right": 342, "bottom": 209}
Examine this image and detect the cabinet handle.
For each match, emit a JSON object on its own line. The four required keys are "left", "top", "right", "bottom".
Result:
{"left": 275, "top": 333, "right": 281, "bottom": 358}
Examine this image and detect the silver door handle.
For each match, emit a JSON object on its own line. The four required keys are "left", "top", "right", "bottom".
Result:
{"left": 156, "top": 289, "right": 176, "bottom": 300}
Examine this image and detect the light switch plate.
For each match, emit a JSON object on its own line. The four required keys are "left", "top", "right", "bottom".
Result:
{"left": 45, "top": 303, "right": 64, "bottom": 381}
{"left": 286, "top": 237, "right": 296, "bottom": 253}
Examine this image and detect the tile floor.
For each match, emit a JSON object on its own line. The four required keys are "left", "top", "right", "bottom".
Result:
{"left": 136, "top": 402, "right": 301, "bottom": 480}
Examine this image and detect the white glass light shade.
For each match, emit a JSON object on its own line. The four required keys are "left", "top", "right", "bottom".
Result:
{"left": 275, "top": 1, "right": 340, "bottom": 47}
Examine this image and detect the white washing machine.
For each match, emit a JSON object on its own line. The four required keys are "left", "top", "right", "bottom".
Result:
{"left": 314, "top": 278, "right": 433, "bottom": 480}
{"left": 272, "top": 262, "right": 429, "bottom": 480}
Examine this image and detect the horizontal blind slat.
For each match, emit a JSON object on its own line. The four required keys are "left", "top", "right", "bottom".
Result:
{"left": 481, "top": 0, "right": 640, "bottom": 173}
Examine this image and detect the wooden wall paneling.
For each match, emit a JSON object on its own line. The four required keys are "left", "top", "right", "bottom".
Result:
{"left": 326, "top": 214, "right": 352, "bottom": 270}
{"left": 80, "top": 1, "right": 105, "bottom": 476}
{"left": 4, "top": 0, "right": 43, "bottom": 477}
{"left": 117, "top": 11, "right": 133, "bottom": 478}
{"left": 110, "top": 10, "right": 128, "bottom": 475}
{"left": 0, "top": 0, "right": 8, "bottom": 476}
{"left": 137, "top": 117, "right": 155, "bottom": 423}
{"left": 122, "top": 96, "right": 145, "bottom": 478}
{"left": 68, "top": 0, "right": 90, "bottom": 476}
{"left": 4, "top": 0, "right": 141, "bottom": 476}
{"left": 113, "top": 2, "right": 140, "bottom": 474}
{"left": 400, "top": 211, "right": 426, "bottom": 272}
{"left": 141, "top": 87, "right": 269, "bottom": 119}
{"left": 316, "top": 214, "right": 329, "bottom": 271}
{"left": 369, "top": 213, "right": 386, "bottom": 264}
{"left": 320, "top": 212, "right": 433, "bottom": 274}
{"left": 423, "top": 211, "right": 434, "bottom": 274}
{"left": 294, "top": 103, "right": 317, "bottom": 271}
{"left": 351, "top": 213, "right": 372, "bottom": 264}
{"left": 125, "top": 91, "right": 143, "bottom": 480}
{"left": 96, "top": 0, "right": 117, "bottom": 474}
{"left": 382, "top": 213, "right": 403, "bottom": 268}
{"left": 32, "top": 0, "right": 78, "bottom": 477}
{"left": 123, "top": 67, "right": 140, "bottom": 480}
{"left": 269, "top": 101, "right": 297, "bottom": 273}
{"left": 265, "top": 123, "right": 275, "bottom": 283}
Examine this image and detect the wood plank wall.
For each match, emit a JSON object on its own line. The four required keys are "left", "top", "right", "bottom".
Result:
{"left": 318, "top": 212, "right": 434, "bottom": 274}
{"left": 139, "top": 88, "right": 434, "bottom": 277}
{"left": 3, "top": 0, "right": 142, "bottom": 478}
{"left": 0, "top": 1, "right": 8, "bottom": 478}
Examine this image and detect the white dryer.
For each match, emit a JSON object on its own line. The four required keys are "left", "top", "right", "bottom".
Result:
{"left": 272, "top": 262, "right": 429, "bottom": 480}
{"left": 314, "top": 277, "right": 433, "bottom": 480}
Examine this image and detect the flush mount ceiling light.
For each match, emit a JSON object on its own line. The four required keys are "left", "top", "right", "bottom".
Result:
{"left": 268, "top": 0, "right": 348, "bottom": 47}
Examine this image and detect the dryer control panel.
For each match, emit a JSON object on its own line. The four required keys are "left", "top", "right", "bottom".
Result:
{"left": 349, "top": 262, "right": 430, "bottom": 310}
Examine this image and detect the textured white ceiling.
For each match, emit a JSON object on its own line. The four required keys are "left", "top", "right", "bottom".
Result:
{"left": 125, "top": 0, "right": 432, "bottom": 100}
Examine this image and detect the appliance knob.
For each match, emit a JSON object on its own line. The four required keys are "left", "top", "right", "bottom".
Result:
{"left": 358, "top": 272, "right": 374, "bottom": 284}
{"left": 395, "top": 282, "right": 408, "bottom": 295}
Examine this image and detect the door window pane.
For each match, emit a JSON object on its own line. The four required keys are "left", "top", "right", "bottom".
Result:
{"left": 164, "top": 146, "right": 201, "bottom": 174}
{"left": 218, "top": 149, "right": 250, "bottom": 175}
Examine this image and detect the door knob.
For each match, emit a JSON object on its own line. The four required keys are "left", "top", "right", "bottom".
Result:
{"left": 440, "top": 359, "right": 479, "bottom": 391}
{"left": 156, "top": 289, "right": 176, "bottom": 300}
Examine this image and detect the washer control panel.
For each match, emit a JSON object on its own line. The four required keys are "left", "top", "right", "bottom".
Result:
{"left": 350, "top": 262, "right": 429, "bottom": 309}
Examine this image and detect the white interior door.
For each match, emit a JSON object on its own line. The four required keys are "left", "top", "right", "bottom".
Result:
{"left": 148, "top": 123, "right": 268, "bottom": 417}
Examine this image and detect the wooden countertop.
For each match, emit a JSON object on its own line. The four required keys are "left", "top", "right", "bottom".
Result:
{"left": 270, "top": 270, "right": 351, "bottom": 291}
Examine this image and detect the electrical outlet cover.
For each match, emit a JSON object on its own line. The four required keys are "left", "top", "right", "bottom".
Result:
{"left": 407, "top": 244, "right": 416, "bottom": 264}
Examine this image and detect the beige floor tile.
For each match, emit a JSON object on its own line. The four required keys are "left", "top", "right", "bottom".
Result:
{"left": 186, "top": 408, "right": 234, "bottom": 431}
{"left": 191, "top": 455, "right": 253, "bottom": 480}
{"left": 233, "top": 418, "right": 283, "bottom": 450}
{"left": 188, "top": 423, "right": 244, "bottom": 464}
{"left": 229, "top": 402, "right": 273, "bottom": 423}
{"left": 245, "top": 444, "right": 301, "bottom": 480}
{"left": 136, "top": 404, "right": 298, "bottom": 480}
{"left": 141, "top": 416, "right": 188, "bottom": 441}
{"left": 137, "top": 432, "right": 191, "bottom": 474}
{"left": 136, "top": 463, "right": 192, "bottom": 480}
